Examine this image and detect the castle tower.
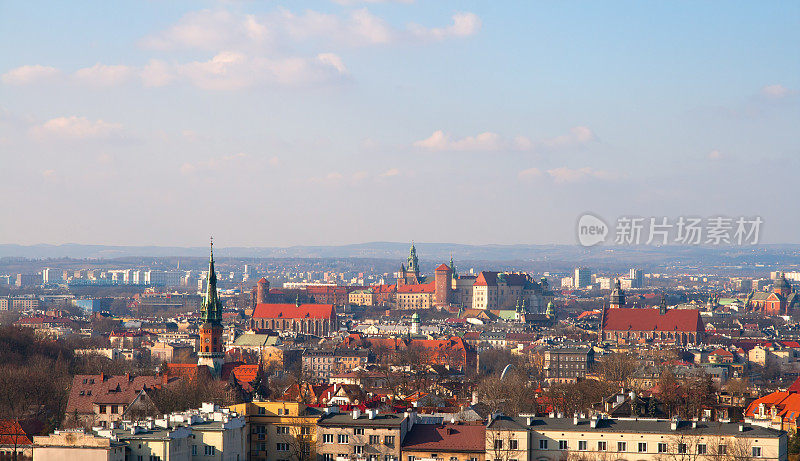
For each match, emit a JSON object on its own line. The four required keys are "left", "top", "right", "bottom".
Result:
{"left": 609, "top": 278, "right": 626, "bottom": 308}
{"left": 256, "top": 277, "right": 270, "bottom": 304}
{"left": 434, "top": 263, "right": 453, "bottom": 307}
{"left": 198, "top": 239, "right": 224, "bottom": 377}
{"left": 407, "top": 242, "right": 420, "bottom": 277}
{"left": 659, "top": 294, "right": 668, "bottom": 315}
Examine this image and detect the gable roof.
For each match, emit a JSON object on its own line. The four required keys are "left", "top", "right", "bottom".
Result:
{"left": 66, "top": 374, "right": 164, "bottom": 415}
{"left": 252, "top": 303, "right": 335, "bottom": 320}
{"left": 473, "top": 272, "right": 498, "bottom": 287}
{"left": 0, "top": 420, "right": 32, "bottom": 446}
{"left": 602, "top": 308, "right": 703, "bottom": 333}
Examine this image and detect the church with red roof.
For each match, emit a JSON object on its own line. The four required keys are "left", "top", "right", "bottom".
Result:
{"left": 250, "top": 297, "right": 337, "bottom": 336}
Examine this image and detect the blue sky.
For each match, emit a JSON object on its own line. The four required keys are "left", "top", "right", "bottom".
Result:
{"left": 1, "top": 1, "right": 798, "bottom": 246}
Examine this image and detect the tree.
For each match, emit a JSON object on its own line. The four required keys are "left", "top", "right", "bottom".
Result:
{"left": 595, "top": 352, "right": 638, "bottom": 384}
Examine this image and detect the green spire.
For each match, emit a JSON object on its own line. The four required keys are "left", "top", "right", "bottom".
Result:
{"left": 201, "top": 238, "right": 222, "bottom": 324}
{"left": 407, "top": 242, "right": 419, "bottom": 275}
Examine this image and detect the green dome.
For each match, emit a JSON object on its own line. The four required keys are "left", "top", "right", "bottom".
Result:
{"left": 411, "top": 312, "right": 420, "bottom": 321}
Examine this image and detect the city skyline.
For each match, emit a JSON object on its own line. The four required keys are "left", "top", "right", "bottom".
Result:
{"left": 1, "top": 1, "right": 798, "bottom": 246}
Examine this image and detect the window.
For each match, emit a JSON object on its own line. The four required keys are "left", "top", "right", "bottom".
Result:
{"left": 99, "top": 405, "right": 106, "bottom": 413}
{"left": 639, "top": 442, "right": 647, "bottom": 453}
{"left": 277, "top": 426, "right": 290, "bottom": 434}
{"left": 204, "top": 446, "right": 215, "bottom": 456}
{"left": 354, "top": 446, "right": 364, "bottom": 455}
{"left": 450, "top": 458, "right": 458, "bottom": 461}
{"left": 678, "top": 443, "right": 687, "bottom": 454}
{"left": 752, "top": 447, "right": 762, "bottom": 458}
{"left": 137, "top": 456, "right": 143, "bottom": 461}
{"left": 301, "top": 426, "right": 310, "bottom": 436}
{"left": 277, "top": 408, "right": 283, "bottom": 415}
{"left": 578, "top": 441, "right": 587, "bottom": 451}
{"left": 495, "top": 440, "right": 504, "bottom": 450}
{"left": 408, "top": 457, "right": 415, "bottom": 461}
{"left": 258, "top": 407, "right": 265, "bottom": 415}
{"left": 718, "top": 445, "right": 727, "bottom": 455}
{"left": 539, "top": 440, "right": 548, "bottom": 450}
{"left": 697, "top": 444, "right": 707, "bottom": 455}
{"left": 658, "top": 443, "right": 668, "bottom": 453}
{"left": 111, "top": 405, "right": 118, "bottom": 414}
{"left": 323, "top": 434, "right": 334, "bottom": 444}
{"left": 323, "top": 455, "right": 335, "bottom": 461}
{"left": 617, "top": 442, "right": 627, "bottom": 452}
{"left": 276, "top": 443, "right": 289, "bottom": 452}
{"left": 597, "top": 441, "right": 607, "bottom": 451}
{"left": 509, "top": 439, "right": 518, "bottom": 450}
{"left": 369, "top": 435, "right": 380, "bottom": 444}
{"left": 338, "top": 434, "right": 349, "bottom": 444}
{"left": 192, "top": 445, "right": 197, "bottom": 455}
{"left": 385, "top": 436, "right": 395, "bottom": 447}
{"left": 559, "top": 440, "right": 568, "bottom": 450}
{"left": 354, "top": 428, "right": 365, "bottom": 435}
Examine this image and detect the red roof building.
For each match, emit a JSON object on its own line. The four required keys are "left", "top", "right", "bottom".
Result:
{"left": 600, "top": 307, "right": 704, "bottom": 345}
{"left": 401, "top": 422, "right": 486, "bottom": 457}
{"left": 250, "top": 303, "right": 337, "bottom": 336}
{"left": 745, "top": 377, "right": 800, "bottom": 431}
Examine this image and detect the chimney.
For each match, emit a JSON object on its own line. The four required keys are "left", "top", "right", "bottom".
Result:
{"left": 671, "top": 418, "right": 679, "bottom": 431}
{"left": 573, "top": 414, "right": 579, "bottom": 425}
{"left": 692, "top": 420, "right": 697, "bottom": 429}
{"left": 526, "top": 417, "right": 533, "bottom": 426}
{"left": 352, "top": 409, "right": 361, "bottom": 420}
{"left": 739, "top": 424, "right": 746, "bottom": 432}
{"left": 590, "top": 415, "right": 599, "bottom": 428}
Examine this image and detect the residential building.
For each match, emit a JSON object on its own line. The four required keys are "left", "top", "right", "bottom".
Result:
{"left": 543, "top": 346, "right": 594, "bottom": 383}
{"left": 64, "top": 374, "right": 162, "bottom": 428}
{"left": 316, "top": 409, "right": 409, "bottom": 461}
{"left": 33, "top": 430, "right": 126, "bottom": 461}
{"left": 401, "top": 422, "right": 485, "bottom": 461}
{"left": 486, "top": 415, "right": 787, "bottom": 461}
{"left": 227, "top": 401, "right": 321, "bottom": 461}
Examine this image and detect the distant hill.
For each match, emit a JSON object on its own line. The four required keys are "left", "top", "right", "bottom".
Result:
{"left": 0, "top": 242, "right": 798, "bottom": 274}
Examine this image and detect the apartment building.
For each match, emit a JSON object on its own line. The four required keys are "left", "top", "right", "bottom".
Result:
{"left": 227, "top": 401, "right": 322, "bottom": 461}
{"left": 402, "top": 422, "right": 486, "bottom": 461}
{"left": 486, "top": 415, "right": 787, "bottom": 461}
{"left": 543, "top": 346, "right": 594, "bottom": 383}
{"left": 316, "top": 409, "right": 410, "bottom": 461}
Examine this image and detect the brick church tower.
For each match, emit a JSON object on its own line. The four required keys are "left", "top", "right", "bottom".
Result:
{"left": 198, "top": 239, "right": 224, "bottom": 377}
{"left": 434, "top": 263, "right": 453, "bottom": 307}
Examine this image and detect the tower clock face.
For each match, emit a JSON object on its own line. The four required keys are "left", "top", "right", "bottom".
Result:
{"left": 205, "top": 338, "right": 209, "bottom": 343}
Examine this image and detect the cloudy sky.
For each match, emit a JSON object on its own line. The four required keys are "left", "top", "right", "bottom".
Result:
{"left": 1, "top": 1, "right": 798, "bottom": 247}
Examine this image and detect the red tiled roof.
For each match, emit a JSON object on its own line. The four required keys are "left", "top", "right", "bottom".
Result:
{"left": 435, "top": 264, "right": 451, "bottom": 271}
{"left": 397, "top": 282, "right": 435, "bottom": 294}
{"left": 252, "top": 303, "right": 335, "bottom": 320}
{"left": 66, "top": 374, "right": 163, "bottom": 415}
{"left": 473, "top": 272, "right": 498, "bottom": 287}
{"left": 710, "top": 348, "right": 733, "bottom": 357}
{"left": 602, "top": 308, "right": 703, "bottom": 332}
{"left": 258, "top": 277, "right": 268, "bottom": 284}
{"left": 0, "top": 421, "right": 32, "bottom": 446}
{"left": 402, "top": 423, "right": 485, "bottom": 452}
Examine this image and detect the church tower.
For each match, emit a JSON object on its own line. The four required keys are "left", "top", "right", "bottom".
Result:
{"left": 198, "top": 239, "right": 224, "bottom": 377}
{"left": 609, "top": 278, "right": 626, "bottom": 308}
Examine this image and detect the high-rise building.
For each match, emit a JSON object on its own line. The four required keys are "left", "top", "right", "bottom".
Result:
{"left": 574, "top": 267, "right": 591, "bottom": 289}
{"left": 629, "top": 268, "right": 644, "bottom": 288}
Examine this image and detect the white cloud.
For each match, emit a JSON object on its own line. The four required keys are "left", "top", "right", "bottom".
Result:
{"left": 414, "top": 130, "right": 503, "bottom": 151}
{"left": 141, "top": 10, "right": 271, "bottom": 51}
{"left": 518, "top": 168, "right": 543, "bottom": 180}
{"left": 30, "top": 116, "right": 124, "bottom": 140}
{"left": 415, "top": 127, "right": 594, "bottom": 152}
{"left": 140, "top": 60, "right": 175, "bottom": 87}
{"left": 408, "top": 12, "right": 481, "bottom": 40}
{"left": 1, "top": 65, "right": 60, "bottom": 85}
{"left": 268, "top": 156, "right": 281, "bottom": 166}
{"left": 761, "top": 84, "right": 796, "bottom": 99}
{"left": 541, "top": 126, "right": 596, "bottom": 148}
{"left": 708, "top": 150, "right": 724, "bottom": 160}
{"left": 378, "top": 167, "right": 400, "bottom": 178}
{"left": 352, "top": 171, "right": 369, "bottom": 181}
{"left": 176, "top": 51, "right": 348, "bottom": 90}
{"left": 546, "top": 167, "right": 615, "bottom": 183}
{"left": 74, "top": 63, "right": 134, "bottom": 86}
{"left": 180, "top": 152, "right": 249, "bottom": 174}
